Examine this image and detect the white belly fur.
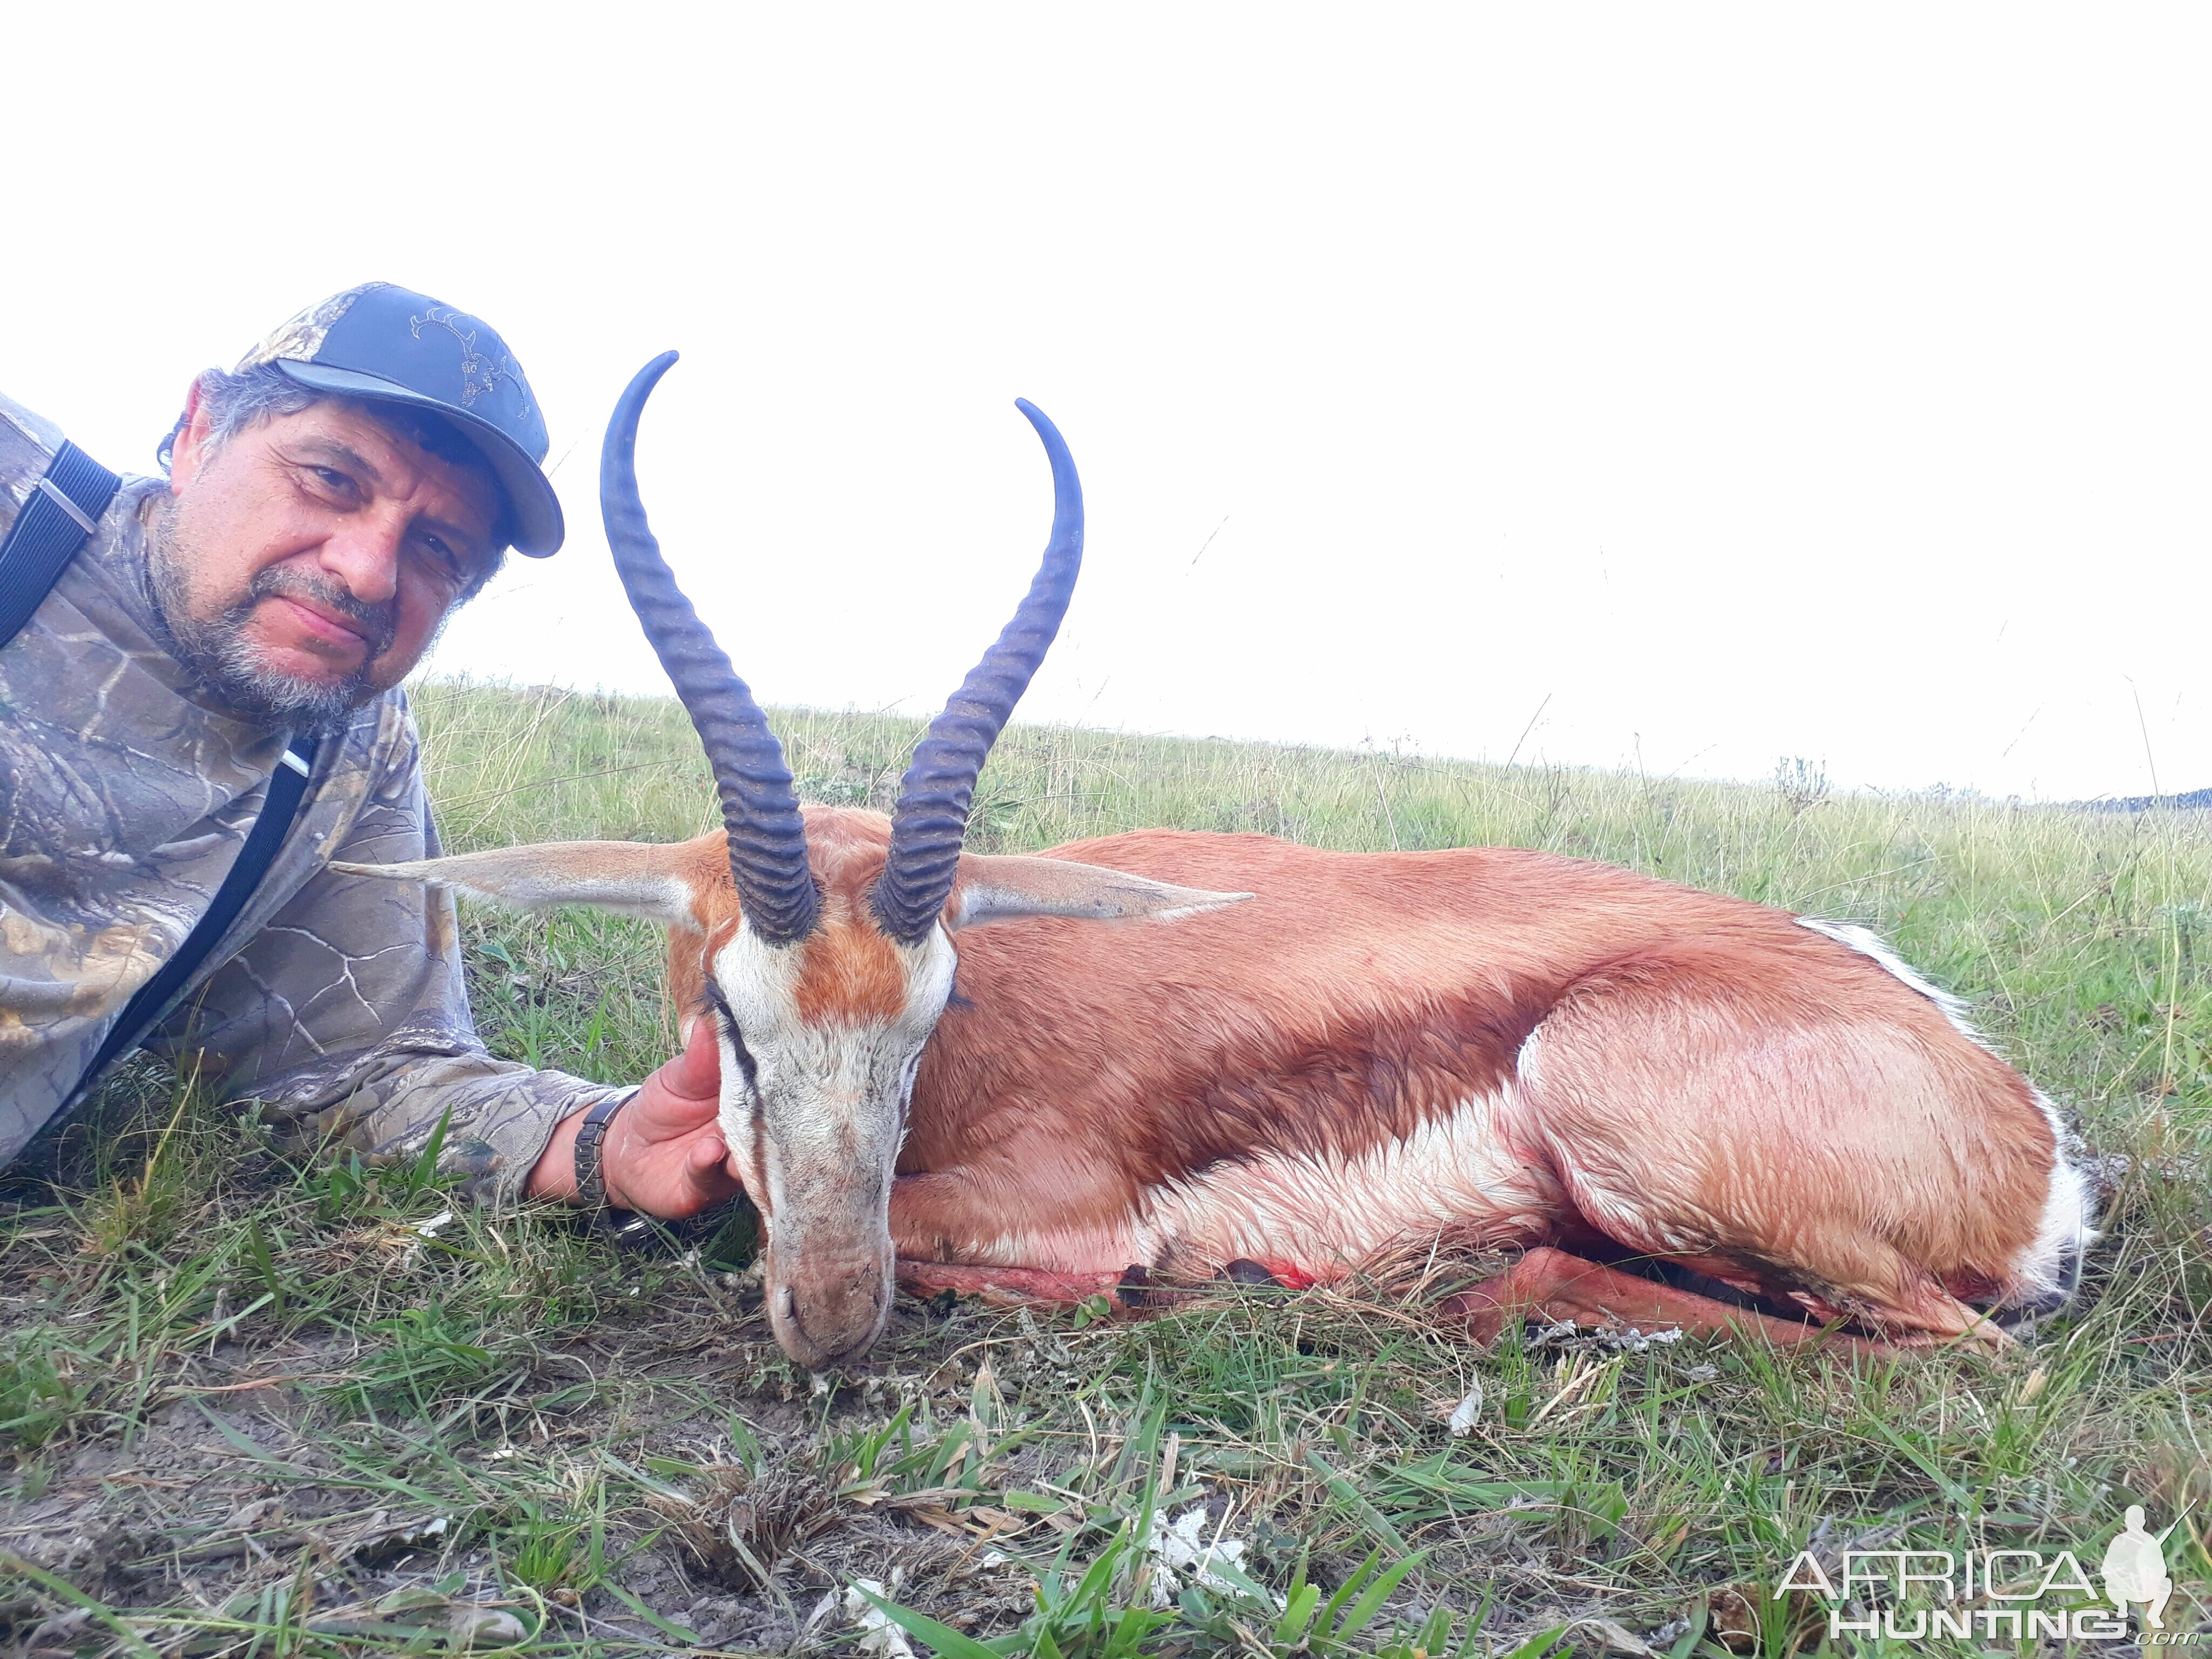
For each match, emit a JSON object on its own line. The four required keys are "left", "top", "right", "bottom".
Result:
{"left": 1129, "top": 1089, "right": 1560, "bottom": 1279}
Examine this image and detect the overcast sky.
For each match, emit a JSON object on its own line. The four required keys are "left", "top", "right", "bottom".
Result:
{"left": 7, "top": 8, "right": 2207, "bottom": 800}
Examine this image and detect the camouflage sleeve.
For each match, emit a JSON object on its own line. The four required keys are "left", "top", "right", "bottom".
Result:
{"left": 159, "top": 717, "right": 626, "bottom": 1205}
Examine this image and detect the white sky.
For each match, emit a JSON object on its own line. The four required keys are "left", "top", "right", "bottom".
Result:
{"left": 7, "top": 7, "right": 2207, "bottom": 800}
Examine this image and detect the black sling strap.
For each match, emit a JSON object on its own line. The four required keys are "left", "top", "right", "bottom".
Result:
{"left": 82, "top": 733, "right": 320, "bottom": 1087}
{"left": 0, "top": 440, "right": 120, "bottom": 641}
{"left": 1, "top": 440, "right": 320, "bottom": 1098}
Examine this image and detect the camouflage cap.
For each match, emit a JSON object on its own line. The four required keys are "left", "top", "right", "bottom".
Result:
{"left": 235, "top": 283, "right": 564, "bottom": 556}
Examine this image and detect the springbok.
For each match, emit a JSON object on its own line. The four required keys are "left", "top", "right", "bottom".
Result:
{"left": 340, "top": 354, "right": 2093, "bottom": 1368}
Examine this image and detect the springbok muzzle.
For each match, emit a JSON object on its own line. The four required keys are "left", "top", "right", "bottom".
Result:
{"left": 764, "top": 1242, "right": 895, "bottom": 1368}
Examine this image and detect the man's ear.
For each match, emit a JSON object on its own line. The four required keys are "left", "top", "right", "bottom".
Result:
{"left": 330, "top": 841, "right": 705, "bottom": 928}
{"left": 167, "top": 375, "right": 216, "bottom": 491}
{"left": 950, "top": 854, "right": 1252, "bottom": 930}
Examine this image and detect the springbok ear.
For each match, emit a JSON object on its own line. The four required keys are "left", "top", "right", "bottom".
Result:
{"left": 949, "top": 855, "right": 1252, "bottom": 931}
{"left": 328, "top": 841, "right": 705, "bottom": 928}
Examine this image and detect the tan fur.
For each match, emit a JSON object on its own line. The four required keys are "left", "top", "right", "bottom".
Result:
{"left": 794, "top": 912, "right": 908, "bottom": 1028}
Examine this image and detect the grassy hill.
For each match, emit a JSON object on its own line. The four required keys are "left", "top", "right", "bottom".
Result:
{"left": 2, "top": 679, "right": 2206, "bottom": 1654}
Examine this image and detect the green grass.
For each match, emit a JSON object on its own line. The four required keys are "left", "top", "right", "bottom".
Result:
{"left": 2, "top": 678, "right": 2207, "bottom": 1655}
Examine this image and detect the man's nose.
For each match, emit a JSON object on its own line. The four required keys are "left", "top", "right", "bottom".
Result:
{"left": 318, "top": 516, "right": 404, "bottom": 605}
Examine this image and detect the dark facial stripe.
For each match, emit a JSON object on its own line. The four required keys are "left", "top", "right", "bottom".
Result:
{"left": 702, "top": 978, "right": 760, "bottom": 1092}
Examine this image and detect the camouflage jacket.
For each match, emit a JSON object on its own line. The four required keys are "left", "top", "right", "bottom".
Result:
{"left": 0, "top": 391, "right": 623, "bottom": 1197}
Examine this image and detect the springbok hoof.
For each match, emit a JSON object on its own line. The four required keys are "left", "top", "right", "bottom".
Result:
{"left": 1219, "top": 1259, "right": 1283, "bottom": 1287}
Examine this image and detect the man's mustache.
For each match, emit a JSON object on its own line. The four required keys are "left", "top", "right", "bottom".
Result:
{"left": 235, "top": 569, "right": 398, "bottom": 658}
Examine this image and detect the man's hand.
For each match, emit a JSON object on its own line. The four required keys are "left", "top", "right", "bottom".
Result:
{"left": 526, "top": 1019, "right": 739, "bottom": 1218}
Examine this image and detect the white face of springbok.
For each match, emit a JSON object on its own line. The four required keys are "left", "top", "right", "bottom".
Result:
{"left": 705, "top": 895, "right": 958, "bottom": 1359}
{"left": 334, "top": 355, "right": 1247, "bottom": 1366}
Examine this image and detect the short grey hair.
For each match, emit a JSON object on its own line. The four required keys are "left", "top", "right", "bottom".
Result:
{"left": 158, "top": 363, "right": 511, "bottom": 595}
{"left": 157, "top": 363, "right": 317, "bottom": 473}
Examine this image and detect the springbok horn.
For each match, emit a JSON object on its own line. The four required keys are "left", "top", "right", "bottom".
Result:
{"left": 869, "top": 400, "right": 1083, "bottom": 945}
{"left": 602, "top": 353, "right": 819, "bottom": 946}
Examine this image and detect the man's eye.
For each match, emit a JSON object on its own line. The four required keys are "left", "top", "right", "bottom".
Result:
{"left": 415, "top": 535, "right": 468, "bottom": 583}
{"left": 311, "top": 467, "right": 351, "bottom": 491}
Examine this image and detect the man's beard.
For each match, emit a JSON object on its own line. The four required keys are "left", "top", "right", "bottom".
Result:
{"left": 145, "top": 504, "right": 398, "bottom": 732}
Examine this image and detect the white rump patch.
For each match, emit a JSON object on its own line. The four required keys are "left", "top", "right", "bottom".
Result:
{"left": 2013, "top": 1088, "right": 2098, "bottom": 1303}
{"left": 1132, "top": 1091, "right": 1560, "bottom": 1277}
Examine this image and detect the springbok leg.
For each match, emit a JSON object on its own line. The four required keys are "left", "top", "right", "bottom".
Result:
{"left": 1444, "top": 1247, "right": 1892, "bottom": 1357}
{"left": 895, "top": 1259, "right": 1128, "bottom": 1307}
{"left": 901, "top": 1249, "right": 1902, "bottom": 1356}
{"left": 894, "top": 1257, "right": 1289, "bottom": 1311}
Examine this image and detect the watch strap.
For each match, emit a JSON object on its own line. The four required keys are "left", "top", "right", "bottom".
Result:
{"left": 572, "top": 1090, "right": 633, "bottom": 1212}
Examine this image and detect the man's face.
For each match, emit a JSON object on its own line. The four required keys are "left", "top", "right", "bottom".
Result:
{"left": 152, "top": 386, "right": 501, "bottom": 726}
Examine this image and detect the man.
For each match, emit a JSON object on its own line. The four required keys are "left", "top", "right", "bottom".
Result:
{"left": 0, "top": 282, "right": 730, "bottom": 1220}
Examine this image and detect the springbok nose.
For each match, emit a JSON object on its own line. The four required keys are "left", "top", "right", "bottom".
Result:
{"left": 768, "top": 1253, "right": 891, "bottom": 1367}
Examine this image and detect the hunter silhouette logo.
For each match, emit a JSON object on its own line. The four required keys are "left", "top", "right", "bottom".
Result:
{"left": 2103, "top": 1506, "right": 2176, "bottom": 1630}
{"left": 1775, "top": 1505, "right": 2190, "bottom": 1643}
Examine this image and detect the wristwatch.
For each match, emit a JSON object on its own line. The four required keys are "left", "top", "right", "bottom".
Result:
{"left": 573, "top": 1091, "right": 635, "bottom": 1214}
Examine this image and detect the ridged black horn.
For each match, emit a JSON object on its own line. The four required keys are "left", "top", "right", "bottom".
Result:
{"left": 602, "top": 353, "right": 819, "bottom": 946}
{"left": 869, "top": 400, "right": 1083, "bottom": 944}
